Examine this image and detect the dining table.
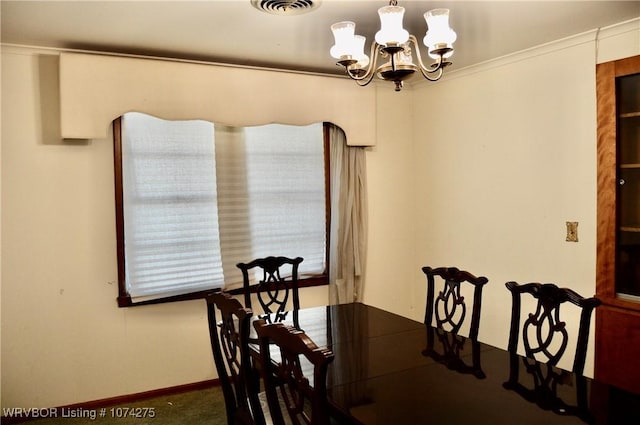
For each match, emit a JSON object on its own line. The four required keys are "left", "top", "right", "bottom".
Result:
{"left": 250, "top": 302, "right": 640, "bottom": 425}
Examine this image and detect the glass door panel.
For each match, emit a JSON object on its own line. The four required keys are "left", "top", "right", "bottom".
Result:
{"left": 616, "top": 73, "right": 640, "bottom": 298}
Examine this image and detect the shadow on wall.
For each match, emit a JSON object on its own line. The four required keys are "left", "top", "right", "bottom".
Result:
{"left": 38, "top": 54, "right": 88, "bottom": 146}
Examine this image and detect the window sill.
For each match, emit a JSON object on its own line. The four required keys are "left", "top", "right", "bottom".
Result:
{"left": 117, "top": 276, "right": 328, "bottom": 308}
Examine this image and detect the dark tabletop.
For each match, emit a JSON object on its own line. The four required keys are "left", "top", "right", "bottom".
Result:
{"left": 253, "top": 302, "right": 640, "bottom": 425}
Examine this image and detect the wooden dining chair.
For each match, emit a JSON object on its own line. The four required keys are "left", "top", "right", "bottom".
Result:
{"left": 503, "top": 282, "right": 601, "bottom": 421}
{"left": 421, "top": 266, "right": 489, "bottom": 378}
{"left": 253, "top": 319, "right": 335, "bottom": 425}
{"left": 237, "top": 256, "right": 304, "bottom": 321}
{"left": 422, "top": 266, "right": 489, "bottom": 339}
{"left": 206, "top": 292, "right": 268, "bottom": 425}
{"left": 504, "top": 281, "right": 601, "bottom": 376}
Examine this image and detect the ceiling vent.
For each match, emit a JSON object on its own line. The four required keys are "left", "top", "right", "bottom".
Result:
{"left": 251, "top": 0, "right": 321, "bottom": 15}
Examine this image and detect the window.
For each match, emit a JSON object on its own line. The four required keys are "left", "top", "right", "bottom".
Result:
{"left": 114, "top": 113, "right": 328, "bottom": 306}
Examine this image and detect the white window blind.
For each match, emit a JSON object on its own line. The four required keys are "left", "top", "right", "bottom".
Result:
{"left": 120, "top": 114, "right": 326, "bottom": 301}
{"left": 216, "top": 123, "right": 326, "bottom": 289}
{"left": 122, "top": 113, "right": 224, "bottom": 301}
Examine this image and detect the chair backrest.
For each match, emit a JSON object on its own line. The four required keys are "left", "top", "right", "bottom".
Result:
{"left": 237, "top": 256, "right": 304, "bottom": 318}
{"left": 206, "top": 292, "right": 266, "bottom": 425}
{"left": 253, "top": 319, "right": 335, "bottom": 425}
{"left": 422, "top": 266, "right": 488, "bottom": 340}
{"left": 505, "top": 281, "right": 601, "bottom": 375}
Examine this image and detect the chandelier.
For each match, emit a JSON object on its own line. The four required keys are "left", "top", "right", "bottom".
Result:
{"left": 329, "top": 0, "right": 457, "bottom": 91}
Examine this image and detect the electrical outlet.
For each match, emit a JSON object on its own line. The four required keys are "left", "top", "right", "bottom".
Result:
{"left": 566, "top": 221, "right": 578, "bottom": 242}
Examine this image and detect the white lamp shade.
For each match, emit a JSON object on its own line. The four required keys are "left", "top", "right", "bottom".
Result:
{"left": 330, "top": 21, "right": 356, "bottom": 59}
{"left": 353, "top": 35, "right": 370, "bottom": 68}
{"left": 375, "top": 6, "right": 409, "bottom": 46}
{"left": 423, "top": 9, "right": 457, "bottom": 58}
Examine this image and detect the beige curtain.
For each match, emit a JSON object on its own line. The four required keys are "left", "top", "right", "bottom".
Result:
{"left": 328, "top": 124, "right": 368, "bottom": 304}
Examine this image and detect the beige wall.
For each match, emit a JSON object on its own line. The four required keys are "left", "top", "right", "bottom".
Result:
{"left": 0, "top": 47, "right": 407, "bottom": 408}
{"left": 2, "top": 49, "right": 210, "bottom": 406}
{"left": 2, "top": 17, "right": 639, "bottom": 408}
{"left": 412, "top": 38, "right": 600, "bottom": 373}
{"left": 361, "top": 87, "right": 415, "bottom": 312}
{"left": 408, "top": 21, "right": 639, "bottom": 374}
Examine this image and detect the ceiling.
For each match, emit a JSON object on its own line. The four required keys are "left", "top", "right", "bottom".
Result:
{"left": 1, "top": 1, "right": 639, "bottom": 76}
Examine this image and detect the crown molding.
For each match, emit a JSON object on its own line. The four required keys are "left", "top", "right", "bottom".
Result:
{"left": 412, "top": 29, "right": 599, "bottom": 89}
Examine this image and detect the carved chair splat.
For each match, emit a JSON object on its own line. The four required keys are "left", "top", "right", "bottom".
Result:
{"left": 253, "top": 320, "right": 335, "bottom": 425}
{"left": 421, "top": 266, "right": 489, "bottom": 379}
{"left": 505, "top": 281, "right": 601, "bottom": 375}
{"left": 237, "top": 256, "right": 304, "bottom": 321}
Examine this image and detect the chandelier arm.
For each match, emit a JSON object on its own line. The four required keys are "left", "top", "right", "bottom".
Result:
{"left": 420, "top": 65, "right": 444, "bottom": 81}
{"left": 349, "top": 51, "right": 377, "bottom": 87}
{"left": 409, "top": 34, "right": 446, "bottom": 81}
{"left": 354, "top": 77, "right": 376, "bottom": 87}
{"left": 346, "top": 42, "right": 381, "bottom": 84}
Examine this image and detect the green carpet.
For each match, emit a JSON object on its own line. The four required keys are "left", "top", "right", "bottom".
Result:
{"left": 10, "top": 387, "right": 227, "bottom": 425}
